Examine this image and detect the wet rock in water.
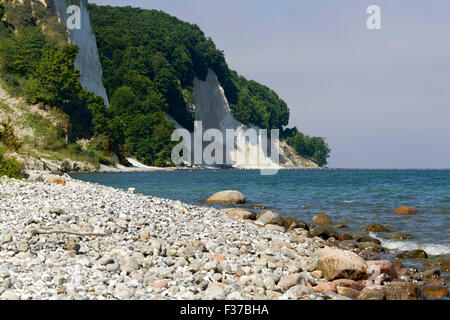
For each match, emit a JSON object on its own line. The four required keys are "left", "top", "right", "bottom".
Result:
{"left": 366, "top": 260, "right": 398, "bottom": 280}
{"left": 256, "top": 210, "right": 283, "bottom": 226}
{"left": 205, "top": 190, "right": 245, "bottom": 205}
{"left": 421, "top": 268, "right": 440, "bottom": 279}
{"left": 354, "top": 236, "right": 381, "bottom": 245}
{"left": 313, "top": 213, "right": 333, "bottom": 226}
{"left": 332, "top": 224, "right": 347, "bottom": 229}
{"left": 389, "top": 233, "right": 411, "bottom": 240}
{"left": 381, "top": 282, "right": 424, "bottom": 300}
{"left": 421, "top": 285, "right": 448, "bottom": 299}
{"left": 223, "top": 208, "right": 256, "bottom": 221}
{"left": 311, "top": 227, "right": 338, "bottom": 240}
{"left": 396, "top": 250, "right": 428, "bottom": 259}
{"left": 284, "top": 217, "right": 309, "bottom": 231}
{"left": 316, "top": 248, "right": 368, "bottom": 281}
{"left": 338, "top": 233, "right": 353, "bottom": 241}
{"left": 364, "top": 223, "right": 389, "bottom": 233}
{"left": 357, "top": 243, "right": 383, "bottom": 252}
{"left": 393, "top": 206, "right": 417, "bottom": 215}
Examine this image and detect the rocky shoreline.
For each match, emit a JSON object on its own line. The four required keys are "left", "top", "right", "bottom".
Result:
{"left": 0, "top": 176, "right": 448, "bottom": 300}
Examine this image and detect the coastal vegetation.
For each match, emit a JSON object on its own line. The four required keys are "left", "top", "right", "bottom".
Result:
{"left": 0, "top": 1, "right": 330, "bottom": 168}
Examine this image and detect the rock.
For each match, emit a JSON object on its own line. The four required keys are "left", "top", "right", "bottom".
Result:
{"left": 354, "top": 236, "right": 381, "bottom": 245}
{"left": 389, "top": 233, "right": 411, "bottom": 240}
{"left": 311, "top": 227, "right": 338, "bottom": 240}
{"left": 256, "top": 210, "right": 283, "bottom": 226}
{"left": 364, "top": 223, "right": 389, "bottom": 232}
{"left": 393, "top": 206, "right": 417, "bottom": 215}
{"left": 396, "top": 250, "right": 428, "bottom": 259}
{"left": 338, "top": 233, "right": 353, "bottom": 241}
{"left": 332, "top": 279, "right": 363, "bottom": 291}
{"left": 211, "top": 253, "right": 227, "bottom": 261}
{"left": 422, "top": 268, "right": 440, "bottom": 279}
{"left": 336, "top": 286, "right": 360, "bottom": 299}
{"left": 205, "top": 190, "right": 245, "bottom": 204}
{"left": 191, "top": 240, "right": 207, "bottom": 252}
{"left": 114, "top": 283, "right": 132, "bottom": 300}
{"left": 277, "top": 273, "right": 305, "bottom": 291}
{"left": 290, "top": 233, "right": 306, "bottom": 243}
{"left": 366, "top": 260, "right": 398, "bottom": 280}
{"left": 152, "top": 280, "right": 169, "bottom": 289}
{"left": 381, "top": 282, "right": 423, "bottom": 300}
{"left": 283, "top": 217, "right": 308, "bottom": 231}
{"left": 357, "top": 288, "right": 386, "bottom": 300}
{"left": 311, "top": 270, "right": 323, "bottom": 279}
{"left": 272, "top": 239, "right": 295, "bottom": 250}
{"left": 0, "top": 290, "right": 20, "bottom": 300}
{"left": 264, "top": 224, "right": 285, "bottom": 232}
{"left": 391, "top": 260, "right": 404, "bottom": 271}
{"left": 63, "top": 238, "right": 80, "bottom": 253}
{"left": 421, "top": 285, "right": 448, "bottom": 299}
{"left": 205, "top": 283, "right": 225, "bottom": 300}
{"left": 223, "top": 208, "right": 256, "bottom": 221}
{"left": 313, "top": 213, "right": 333, "bottom": 226}
{"left": 46, "top": 176, "right": 66, "bottom": 185}
{"left": 119, "top": 256, "right": 139, "bottom": 273}
{"left": 316, "top": 248, "right": 368, "bottom": 281}
{"left": 139, "top": 231, "right": 150, "bottom": 241}
{"left": 314, "top": 282, "right": 337, "bottom": 293}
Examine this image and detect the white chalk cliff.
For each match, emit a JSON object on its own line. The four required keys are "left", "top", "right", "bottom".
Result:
{"left": 172, "top": 69, "right": 318, "bottom": 169}
{"left": 49, "top": 0, "right": 109, "bottom": 107}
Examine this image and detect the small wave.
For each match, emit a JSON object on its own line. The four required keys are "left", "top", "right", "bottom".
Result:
{"left": 369, "top": 232, "right": 450, "bottom": 256}
{"left": 341, "top": 200, "right": 357, "bottom": 204}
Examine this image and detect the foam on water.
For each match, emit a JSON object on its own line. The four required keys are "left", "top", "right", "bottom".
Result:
{"left": 370, "top": 232, "right": 450, "bottom": 256}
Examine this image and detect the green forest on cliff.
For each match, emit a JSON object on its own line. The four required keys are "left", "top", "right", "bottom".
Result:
{"left": 0, "top": 1, "right": 330, "bottom": 171}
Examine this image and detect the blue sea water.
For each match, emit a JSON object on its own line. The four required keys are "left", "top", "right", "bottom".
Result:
{"left": 71, "top": 169, "right": 450, "bottom": 257}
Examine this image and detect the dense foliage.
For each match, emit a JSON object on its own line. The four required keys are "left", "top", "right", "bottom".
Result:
{"left": 88, "top": 5, "right": 290, "bottom": 131}
{"left": 282, "top": 127, "right": 331, "bottom": 167}
{"left": 0, "top": 117, "right": 24, "bottom": 178}
{"left": 0, "top": 2, "right": 330, "bottom": 167}
{"left": 0, "top": 1, "right": 176, "bottom": 166}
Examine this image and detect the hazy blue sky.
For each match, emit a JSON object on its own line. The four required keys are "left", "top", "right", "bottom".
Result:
{"left": 91, "top": 0, "right": 450, "bottom": 168}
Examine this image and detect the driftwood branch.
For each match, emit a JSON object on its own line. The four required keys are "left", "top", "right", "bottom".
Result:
{"left": 29, "top": 229, "right": 109, "bottom": 237}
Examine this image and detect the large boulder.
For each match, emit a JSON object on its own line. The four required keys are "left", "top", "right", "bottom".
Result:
{"left": 316, "top": 248, "right": 368, "bottom": 281}
{"left": 393, "top": 206, "right": 417, "bottom": 215}
{"left": 313, "top": 213, "right": 333, "bottom": 226}
{"left": 205, "top": 190, "right": 246, "bottom": 205}
{"left": 256, "top": 210, "right": 283, "bottom": 226}
{"left": 364, "top": 223, "right": 389, "bottom": 233}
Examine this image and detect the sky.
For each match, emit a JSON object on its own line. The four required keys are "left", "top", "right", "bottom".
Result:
{"left": 91, "top": 0, "right": 450, "bottom": 168}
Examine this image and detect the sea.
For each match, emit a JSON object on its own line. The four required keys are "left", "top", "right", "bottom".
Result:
{"left": 71, "top": 169, "right": 449, "bottom": 261}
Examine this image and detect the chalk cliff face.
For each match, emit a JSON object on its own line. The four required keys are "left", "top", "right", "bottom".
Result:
{"left": 184, "top": 69, "right": 318, "bottom": 169}
{"left": 49, "top": 0, "right": 109, "bottom": 107}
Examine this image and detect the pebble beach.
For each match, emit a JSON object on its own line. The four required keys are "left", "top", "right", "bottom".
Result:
{"left": 0, "top": 175, "right": 447, "bottom": 300}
